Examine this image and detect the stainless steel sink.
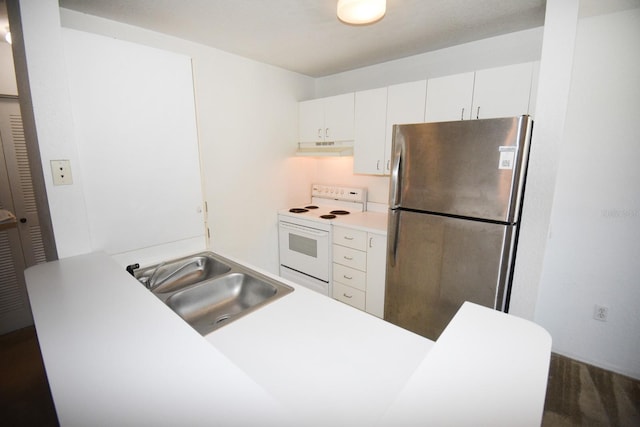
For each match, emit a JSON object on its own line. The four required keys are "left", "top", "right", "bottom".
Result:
{"left": 135, "top": 253, "right": 232, "bottom": 293}
{"left": 133, "top": 252, "right": 293, "bottom": 335}
{"left": 166, "top": 273, "right": 280, "bottom": 334}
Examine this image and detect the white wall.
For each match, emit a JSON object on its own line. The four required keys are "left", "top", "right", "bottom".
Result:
{"left": 62, "top": 29, "right": 205, "bottom": 259}
{"left": 315, "top": 28, "right": 544, "bottom": 97}
{"left": 535, "top": 7, "right": 640, "bottom": 378}
{"left": 9, "top": 0, "right": 93, "bottom": 258}
{"left": 49, "top": 8, "right": 315, "bottom": 273}
{"left": 7, "top": 0, "right": 316, "bottom": 271}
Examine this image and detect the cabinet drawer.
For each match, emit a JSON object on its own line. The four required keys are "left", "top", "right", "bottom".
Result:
{"left": 333, "top": 263, "right": 366, "bottom": 292}
{"left": 333, "top": 226, "right": 367, "bottom": 251}
{"left": 333, "top": 282, "right": 365, "bottom": 311}
{"left": 333, "top": 244, "right": 366, "bottom": 271}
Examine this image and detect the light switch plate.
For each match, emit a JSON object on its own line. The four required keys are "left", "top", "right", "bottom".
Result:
{"left": 51, "top": 159, "right": 73, "bottom": 185}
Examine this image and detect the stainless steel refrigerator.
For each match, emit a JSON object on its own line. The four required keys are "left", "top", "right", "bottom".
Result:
{"left": 385, "top": 115, "right": 533, "bottom": 341}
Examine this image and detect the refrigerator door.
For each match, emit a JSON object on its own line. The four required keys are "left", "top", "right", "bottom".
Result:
{"left": 385, "top": 209, "right": 516, "bottom": 341}
{"left": 389, "top": 116, "right": 532, "bottom": 223}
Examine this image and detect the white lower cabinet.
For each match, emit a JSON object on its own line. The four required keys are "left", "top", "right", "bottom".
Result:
{"left": 332, "top": 226, "right": 387, "bottom": 318}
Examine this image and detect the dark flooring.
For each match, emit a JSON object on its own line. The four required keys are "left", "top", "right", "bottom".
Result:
{"left": 543, "top": 353, "right": 640, "bottom": 426}
{"left": 0, "top": 326, "right": 58, "bottom": 426}
{"left": 1, "top": 326, "right": 639, "bottom": 426}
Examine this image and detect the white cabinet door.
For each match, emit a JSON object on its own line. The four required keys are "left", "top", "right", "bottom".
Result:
{"left": 365, "top": 233, "right": 387, "bottom": 319}
{"left": 298, "top": 93, "right": 354, "bottom": 143}
{"left": 324, "top": 93, "right": 355, "bottom": 142}
{"left": 354, "top": 87, "right": 387, "bottom": 175}
{"left": 384, "top": 80, "right": 427, "bottom": 173}
{"left": 471, "top": 62, "right": 534, "bottom": 120}
{"left": 425, "top": 72, "right": 475, "bottom": 122}
{"left": 298, "top": 98, "right": 325, "bottom": 143}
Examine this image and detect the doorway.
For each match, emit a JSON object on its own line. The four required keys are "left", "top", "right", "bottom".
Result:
{"left": 0, "top": 97, "right": 46, "bottom": 334}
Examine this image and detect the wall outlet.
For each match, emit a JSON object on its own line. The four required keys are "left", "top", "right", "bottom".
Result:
{"left": 593, "top": 304, "right": 609, "bottom": 322}
{"left": 51, "top": 160, "right": 73, "bottom": 185}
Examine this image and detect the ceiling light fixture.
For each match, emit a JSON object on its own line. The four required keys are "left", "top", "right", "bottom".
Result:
{"left": 337, "top": 0, "right": 386, "bottom": 25}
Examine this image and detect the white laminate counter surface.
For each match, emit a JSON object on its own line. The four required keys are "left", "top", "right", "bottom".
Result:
{"left": 24, "top": 252, "right": 286, "bottom": 426}
{"left": 332, "top": 210, "right": 388, "bottom": 234}
{"left": 25, "top": 251, "right": 551, "bottom": 426}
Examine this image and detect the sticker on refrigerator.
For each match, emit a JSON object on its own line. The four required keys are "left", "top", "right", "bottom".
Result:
{"left": 498, "top": 146, "right": 517, "bottom": 170}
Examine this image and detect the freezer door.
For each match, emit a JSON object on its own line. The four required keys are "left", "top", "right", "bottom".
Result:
{"left": 385, "top": 209, "right": 516, "bottom": 341}
{"left": 389, "top": 116, "right": 532, "bottom": 223}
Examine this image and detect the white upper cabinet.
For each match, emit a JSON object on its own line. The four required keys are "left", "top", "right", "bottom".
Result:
{"left": 472, "top": 62, "right": 534, "bottom": 120}
{"left": 425, "top": 72, "right": 475, "bottom": 122}
{"left": 425, "top": 62, "right": 536, "bottom": 122}
{"left": 354, "top": 80, "right": 426, "bottom": 175}
{"left": 385, "top": 80, "right": 427, "bottom": 170}
{"left": 354, "top": 87, "right": 387, "bottom": 174}
{"left": 298, "top": 93, "right": 355, "bottom": 143}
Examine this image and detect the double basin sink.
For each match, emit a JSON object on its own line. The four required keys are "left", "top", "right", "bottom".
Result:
{"left": 133, "top": 252, "right": 294, "bottom": 335}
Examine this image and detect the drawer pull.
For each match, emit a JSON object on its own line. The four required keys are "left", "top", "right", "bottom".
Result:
{"left": 343, "top": 275, "right": 353, "bottom": 280}
{"left": 343, "top": 236, "right": 354, "bottom": 240}
{"left": 343, "top": 293, "right": 353, "bottom": 299}
{"left": 343, "top": 256, "right": 353, "bottom": 261}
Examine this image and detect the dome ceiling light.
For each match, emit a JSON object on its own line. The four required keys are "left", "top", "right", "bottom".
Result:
{"left": 337, "top": 0, "right": 386, "bottom": 25}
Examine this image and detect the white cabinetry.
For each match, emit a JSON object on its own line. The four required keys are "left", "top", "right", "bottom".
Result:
{"left": 425, "top": 62, "right": 536, "bottom": 122}
{"left": 298, "top": 93, "right": 355, "bottom": 143}
{"left": 354, "top": 80, "right": 426, "bottom": 175}
{"left": 332, "top": 226, "right": 387, "bottom": 318}
{"left": 354, "top": 87, "right": 387, "bottom": 174}
{"left": 365, "top": 232, "right": 386, "bottom": 318}
{"left": 424, "top": 72, "right": 475, "bottom": 122}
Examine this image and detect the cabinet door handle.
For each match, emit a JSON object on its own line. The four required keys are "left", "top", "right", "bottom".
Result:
{"left": 343, "top": 256, "right": 353, "bottom": 261}
{"left": 376, "top": 160, "right": 380, "bottom": 171}
{"left": 317, "top": 128, "right": 322, "bottom": 138}
{"left": 343, "top": 293, "right": 353, "bottom": 299}
{"left": 343, "top": 275, "right": 353, "bottom": 280}
{"left": 386, "top": 159, "right": 390, "bottom": 171}
{"left": 461, "top": 107, "right": 465, "bottom": 120}
{"left": 325, "top": 128, "right": 329, "bottom": 138}
{"left": 476, "top": 106, "right": 480, "bottom": 119}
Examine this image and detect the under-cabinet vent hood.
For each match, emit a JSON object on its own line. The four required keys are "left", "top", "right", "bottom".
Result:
{"left": 295, "top": 141, "right": 353, "bottom": 157}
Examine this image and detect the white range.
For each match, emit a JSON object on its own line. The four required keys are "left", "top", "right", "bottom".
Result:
{"left": 278, "top": 184, "right": 367, "bottom": 295}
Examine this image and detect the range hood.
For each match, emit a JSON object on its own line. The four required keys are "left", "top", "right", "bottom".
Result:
{"left": 295, "top": 141, "right": 353, "bottom": 157}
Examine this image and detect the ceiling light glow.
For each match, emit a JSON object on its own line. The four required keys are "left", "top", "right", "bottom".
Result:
{"left": 337, "top": 0, "right": 386, "bottom": 25}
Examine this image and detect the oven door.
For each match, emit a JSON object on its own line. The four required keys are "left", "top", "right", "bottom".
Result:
{"left": 278, "top": 219, "right": 330, "bottom": 283}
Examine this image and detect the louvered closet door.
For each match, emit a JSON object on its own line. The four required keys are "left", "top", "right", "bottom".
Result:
{"left": 0, "top": 98, "right": 46, "bottom": 334}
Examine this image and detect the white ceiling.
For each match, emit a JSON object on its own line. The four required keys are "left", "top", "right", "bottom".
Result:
{"left": 55, "top": 0, "right": 547, "bottom": 77}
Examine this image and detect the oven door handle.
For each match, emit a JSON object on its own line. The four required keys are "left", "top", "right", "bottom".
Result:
{"left": 279, "top": 221, "right": 328, "bottom": 237}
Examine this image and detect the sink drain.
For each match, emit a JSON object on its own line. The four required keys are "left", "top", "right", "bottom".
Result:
{"left": 214, "top": 314, "right": 231, "bottom": 324}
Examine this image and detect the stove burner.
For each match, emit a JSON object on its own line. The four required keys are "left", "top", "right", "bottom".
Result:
{"left": 305, "top": 205, "right": 319, "bottom": 209}
{"left": 289, "top": 208, "right": 308, "bottom": 213}
{"left": 320, "top": 214, "right": 336, "bottom": 219}
{"left": 330, "top": 210, "right": 350, "bottom": 215}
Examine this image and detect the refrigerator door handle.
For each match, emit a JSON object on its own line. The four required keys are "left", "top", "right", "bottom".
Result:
{"left": 389, "top": 131, "right": 404, "bottom": 209}
{"left": 388, "top": 209, "right": 400, "bottom": 267}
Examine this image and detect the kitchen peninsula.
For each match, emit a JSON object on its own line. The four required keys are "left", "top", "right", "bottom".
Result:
{"left": 25, "top": 252, "right": 551, "bottom": 426}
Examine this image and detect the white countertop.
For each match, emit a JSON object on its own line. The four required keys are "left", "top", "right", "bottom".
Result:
{"left": 332, "top": 210, "right": 388, "bottom": 234}
{"left": 25, "top": 251, "right": 551, "bottom": 426}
